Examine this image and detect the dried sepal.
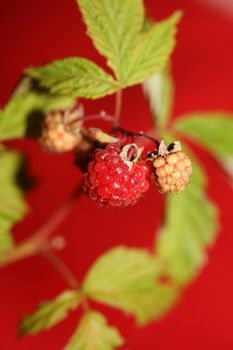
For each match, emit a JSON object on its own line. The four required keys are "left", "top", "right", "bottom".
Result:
{"left": 89, "top": 128, "right": 119, "bottom": 144}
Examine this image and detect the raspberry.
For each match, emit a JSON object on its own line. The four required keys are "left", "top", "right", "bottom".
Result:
{"left": 40, "top": 106, "right": 83, "bottom": 153}
{"left": 84, "top": 143, "right": 150, "bottom": 207}
{"left": 148, "top": 141, "right": 192, "bottom": 193}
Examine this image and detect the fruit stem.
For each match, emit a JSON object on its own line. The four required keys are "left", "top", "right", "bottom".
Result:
{"left": 113, "top": 127, "right": 160, "bottom": 148}
{"left": 66, "top": 112, "right": 116, "bottom": 133}
{"left": 114, "top": 89, "right": 123, "bottom": 126}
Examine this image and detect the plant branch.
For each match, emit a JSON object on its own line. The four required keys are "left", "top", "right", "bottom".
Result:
{"left": 0, "top": 183, "right": 83, "bottom": 268}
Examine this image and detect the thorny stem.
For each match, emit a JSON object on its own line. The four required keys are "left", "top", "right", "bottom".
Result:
{"left": 0, "top": 184, "right": 84, "bottom": 267}
{"left": 114, "top": 89, "right": 123, "bottom": 126}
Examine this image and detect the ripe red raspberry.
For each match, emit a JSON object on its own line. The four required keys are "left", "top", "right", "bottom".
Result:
{"left": 84, "top": 143, "right": 150, "bottom": 207}
{"left": 148, "top": 141, "right": 192, "bottom": 193}
{"left": 40, "top": 106, "right": 83, "bottom": 152}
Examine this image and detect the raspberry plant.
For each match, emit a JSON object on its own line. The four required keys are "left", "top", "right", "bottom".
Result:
{"left": 0, "top": 0, "right": 233, "bottom": 348}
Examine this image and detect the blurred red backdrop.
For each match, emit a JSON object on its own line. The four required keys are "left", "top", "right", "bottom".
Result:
{"left": 1, "top": 0, "right": 233, "bottom": 349}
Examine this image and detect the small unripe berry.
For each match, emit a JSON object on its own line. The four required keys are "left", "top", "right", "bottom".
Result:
{"left": 148, "top": 141, "right": 192, "bottom": 193}
{"left": 40, "top": 106, "right": 83, "bottom": 153}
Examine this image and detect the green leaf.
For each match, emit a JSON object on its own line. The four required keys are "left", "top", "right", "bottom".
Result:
{"left": 142, "top": 15, "right": 154, "bottom": 32}
{"left": 124, "top": 11, "right": 182, "bottom": 87}
{"left": 65, "top": 311, "right": 124, "bottom": 350}
{"left": 20, "top": 290, "right": 81, "bottom": 335}
{"left": 173, "top": 112, "right": 233, "bottom": 157}
{"left": 143, "top": 65, "right": 174, "bottom": 128}
{"left": 27, "top": 58, "right": 118, "bottom": 99}
{"left": 83, "top": 246, "right": 179, "bottom": 325}
{"left": 77, "top": 0, "right": 144, "bottom": 84}
{"left": 156, "top": 156, "right": 219, "bottom": 284}
{"left": 0, "top": 79, "right": 75, "bottom": 141}
{"left": 0, "top": 150, "right": 27, "bottom": 259}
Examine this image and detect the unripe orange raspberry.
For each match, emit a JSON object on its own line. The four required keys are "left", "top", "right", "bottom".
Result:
{"left": 40, "top": 106, "right": 83, "bottom": 153}
{"left": 148, "top": 141, "right": 192, "bottom": 193}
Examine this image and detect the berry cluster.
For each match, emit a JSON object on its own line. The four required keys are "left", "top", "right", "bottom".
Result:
{"left": 40, "top": 107, "right": 192, "bottom": 207}
{"left": 83, "top": 140, "right": 192, "bottom": 206}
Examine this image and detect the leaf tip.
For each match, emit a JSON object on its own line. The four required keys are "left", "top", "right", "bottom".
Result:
{"left": 173, "top": 10, "right": 184, "bottom": 23}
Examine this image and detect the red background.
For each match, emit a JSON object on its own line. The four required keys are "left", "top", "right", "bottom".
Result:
{"left": 1, "top": 0, "right": 233, "bottom": 349}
